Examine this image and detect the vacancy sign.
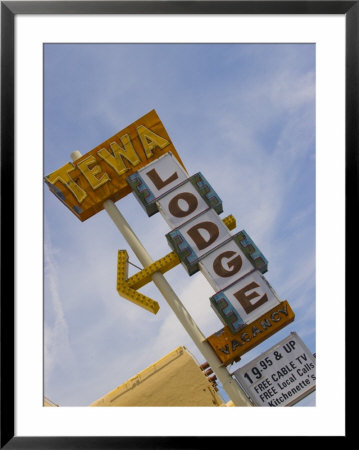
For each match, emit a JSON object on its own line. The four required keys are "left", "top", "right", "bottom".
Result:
{"left": 206, "top": 301, "right": 295, "bottom": 366}
{"left": 44, "top": 110, "right": 185, "bottom": 221}
{"left": 233, "top": 332, "right": 316, "bottom": 406}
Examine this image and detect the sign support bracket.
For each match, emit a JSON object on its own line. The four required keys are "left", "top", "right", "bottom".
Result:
{"left": 70, "top": 151, "right": 252, "bottom": 407}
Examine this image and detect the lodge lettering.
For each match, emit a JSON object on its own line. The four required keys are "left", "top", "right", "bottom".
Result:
{"left": 213, "top": 251, "right": 243, "bottom": 278}
{"left": 168, "top": 192, "right": 198, "bottom": 217}
{"left": 233, "top": 281, "right": 268, "bottom": 314}
{"left": 146, "top": 167, "right": 179, "bottom": 190}
{"left": 187, "top": 221, "right": 220, "bottom": 250}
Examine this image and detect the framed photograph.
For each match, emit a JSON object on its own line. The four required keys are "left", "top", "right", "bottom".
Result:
{"left": 2, "top": 1, "right": 354, "bottom": 447}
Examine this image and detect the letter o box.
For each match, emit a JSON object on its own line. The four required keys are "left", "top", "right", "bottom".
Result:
{"left": 157, "top": 174, "right": 223, "bottom": 229}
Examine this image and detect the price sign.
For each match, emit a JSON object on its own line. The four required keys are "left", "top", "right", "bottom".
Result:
{"left": 232, "top": 332, "right": 315, "bottom": 406}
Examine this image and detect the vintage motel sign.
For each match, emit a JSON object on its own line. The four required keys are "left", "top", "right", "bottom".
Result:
{"left": 232, "top": 332, "right": 315, "bottom": 406}
{"left": 44, "top": 110, "right": 185, "bottom": 221}
{"left": 45, "top": 111, "right": 295, "bottom": 407}
{"left": 46, "top": 110, "right": 293, "bottom": 350}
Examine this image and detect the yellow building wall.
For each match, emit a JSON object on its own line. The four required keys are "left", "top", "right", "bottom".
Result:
{"left": 90, "top": 346, "right": 224, "bottom": 407}
{"left": 43, "top": 397, "right": 59, "bottom": 407}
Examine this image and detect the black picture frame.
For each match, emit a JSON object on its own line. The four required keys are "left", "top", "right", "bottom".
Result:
{"left": 1, "top": 1, "right": 353, "bottom": 447}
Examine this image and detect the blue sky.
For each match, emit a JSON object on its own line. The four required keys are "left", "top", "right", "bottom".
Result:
{"left": 44, "top": 43, "right": 315, "bottom": 407}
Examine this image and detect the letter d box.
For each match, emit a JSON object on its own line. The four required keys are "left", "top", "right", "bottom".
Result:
{"left": 166, "top": 208, "right": 231, "bottom": 275}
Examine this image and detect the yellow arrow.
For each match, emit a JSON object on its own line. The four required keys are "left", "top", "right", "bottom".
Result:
{"left": 126, "top": 251, "right": 180, "bottom": 291}
{"left": 117, "top": 250, "right": 162, "bottom": 314}
{"left": 117, "top": 214, "right": 237, "bottom": 314}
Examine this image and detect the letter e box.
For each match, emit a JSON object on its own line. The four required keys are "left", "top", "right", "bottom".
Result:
{"left": 210, "top": 270, "right": 281, "bottom": 333}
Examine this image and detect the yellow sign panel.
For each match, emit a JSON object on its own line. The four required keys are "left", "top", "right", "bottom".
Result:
{"left": 206, "top": 301, "right": 295, "bottom": 366}
{"left": 44, "top": 110, "right": 186, "bottom": 221}
{"left": 117, "top": 250, "right": 162, "bottom": 315}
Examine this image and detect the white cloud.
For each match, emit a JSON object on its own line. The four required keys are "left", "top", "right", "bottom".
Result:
{"left": 43, "top": 220, "right": 79, "bottom": 392}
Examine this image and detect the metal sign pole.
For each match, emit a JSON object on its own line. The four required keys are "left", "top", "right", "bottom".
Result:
{"left": 71, "top": 150, "right": 252, "bottom": 407}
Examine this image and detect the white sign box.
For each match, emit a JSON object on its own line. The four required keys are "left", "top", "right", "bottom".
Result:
{"left": 157, "top": 180, "right": 211, "bottom": 229}
{"left": 166, "top": 208, "right": 232, "bottom": 275}
{"left": 210, "top": 270, "right": 281, "bottom": 333}
{"left": 199, "top": 237, "right": 260, "bottom": 292}
{"left": 127, "top": 152, "right": 188, "bottom": 216}
{"left": 138, "top": 152, "right": 188, "bottom": 197}
{"left": 233, "top": 332, "right": 316, "bottom": 406}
